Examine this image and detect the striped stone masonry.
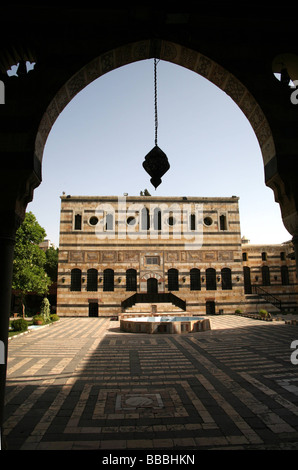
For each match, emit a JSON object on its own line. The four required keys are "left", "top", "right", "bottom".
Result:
{"left": 57, "top": 195, "right": 297, "bottom": 317}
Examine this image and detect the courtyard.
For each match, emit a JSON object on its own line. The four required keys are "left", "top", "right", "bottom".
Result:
{"left": 3, "top": 315, "right": 298, "bottom": 450}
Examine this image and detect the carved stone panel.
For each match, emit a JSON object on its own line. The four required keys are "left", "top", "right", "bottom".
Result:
{"left": 218, "top": 251, "right": 233, "bottom": 261}
{"left": 166, "top": 252, "right": 179, "bottom": 262}
{"left": 101, "top": 251, "right": 117, "bottom": 262}
{"left": 118, "top": 251, "right": 139, "bottom": 262}
{"left": 86, "top": 251, "right": 99, "bottom": 262}
{"left": 203, "top": 251, "right": 217, "bottom": 261}
{"left": 69, "top": 251, "right": 84, "bottom": 262}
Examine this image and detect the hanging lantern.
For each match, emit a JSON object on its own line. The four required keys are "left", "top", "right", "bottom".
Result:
{"left": 143, "top": 145, "right": 170, "bottom": 189}
{"left": 142, "top": 58, "right": 170, "bottom": 189}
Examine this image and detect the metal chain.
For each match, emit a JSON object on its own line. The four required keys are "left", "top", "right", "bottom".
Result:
{"left": 154, "top": 58, "right": 160, "bottom": 146}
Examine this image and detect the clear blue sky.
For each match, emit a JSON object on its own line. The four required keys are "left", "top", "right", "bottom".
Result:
{"left": 27, "top": 59, "right": 290, "bottom": 248}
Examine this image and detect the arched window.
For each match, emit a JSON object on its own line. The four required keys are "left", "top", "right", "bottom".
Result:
{"left": 261, "top": 252, "right": 267, "bottom": 261}
{"left": 126, "top": 269, "right": 137, "bottom": 291}
{"left": 105, "top": 213, "right": 114, "bottom": 231}
{"left": 168, "top": 268, "right": 179, "bottom": 291}
{"left": 261, "top": 266, "right": 270, "bottom": 286}
{"left": 219, "top": 214, "right": 227, "bottom": 230}
{"left": 87, "top": 269, "right": 98, "bottom": 291}
{"left": 141, "top": 207, "right": 150, "bottom": 230}
{"left": 103, "top": 269, "right": 114, "bottom": 291}
{"left": 74, "top": 213, "right": 82, "bottom": 230}
{"left": 281, "top": 265, "right": 289, "bottom": 285}
{"left": 206, "top": 268, "right": 216, "bottom": 290}
{"left": 190, "top": 268, "right": 201, "bottom": 290}
{"left": 71, "top": 268, "right": 81, "bottom": 291}
{"left": 243, "top": 266, "right": 252, "bottom": 294}
{"left": 190, "top": 214, "right": 196, "bottom": 231}
{"left": 221, "top": 268, "right": 232, "bottom": 290}
{"left": 153, "top": 208, "right": 161, "bottom": 230}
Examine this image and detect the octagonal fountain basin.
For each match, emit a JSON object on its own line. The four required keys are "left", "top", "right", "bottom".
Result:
{"left": 120, "top": 316, "right": 211, "bottom": 334}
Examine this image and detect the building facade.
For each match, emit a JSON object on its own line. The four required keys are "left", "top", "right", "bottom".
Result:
{"left": 241, "top": 238, "right": 297, "bottom": 313}
{"left": 57, "top": 195, "right": 297, "bottom": 317}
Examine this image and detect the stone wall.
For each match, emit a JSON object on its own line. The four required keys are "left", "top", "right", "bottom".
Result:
{"left": 242, "top": 240, "right": 298, "bottom": 312}
{"left": 57, "top": 195, "right": 297, "bottom": 317}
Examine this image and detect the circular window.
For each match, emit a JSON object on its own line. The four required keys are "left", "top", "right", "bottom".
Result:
{"left": 204, "top": 216, "right": 213, "bottom": 226}
{"left": 127, "top": 216, "right": 136, "bottom": 226}
{"left": 89, "top": 216, "right": 99, "bottom": 226}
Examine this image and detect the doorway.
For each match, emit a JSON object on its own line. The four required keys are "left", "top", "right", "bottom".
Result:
{"left": 88, "top": 302, "right": 98, "bottom": 317}
{"left": 243, "top": 266, "right": 252, "bottom": 294}
{"left": 147, "top": 278, "right": 158, "bottom": 294}
{"left": 206, "top": 301, "right": 215, "bottom": 315}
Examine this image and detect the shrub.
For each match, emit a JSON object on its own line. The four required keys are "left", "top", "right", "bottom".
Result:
{"left": 40, "top": 297, "right": 51, "bottom": 323}
{"left": 12, "top": 318, "right": 28, "bottom": 332}
{"left": 235, "top": 309, "right": 243, "bottom": 314}
{"left": 50, "top": 314, "right": 59, "bottom": 322}
{"left": 33, "top": 315, "right": 44, "bottom": 325}
{"left": 259, "top": 309, "right": 271, "bottom": 318}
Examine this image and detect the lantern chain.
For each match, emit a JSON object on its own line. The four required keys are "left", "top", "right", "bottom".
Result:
{"left": 154, "top": 58, "right": 160, "bottom": 147}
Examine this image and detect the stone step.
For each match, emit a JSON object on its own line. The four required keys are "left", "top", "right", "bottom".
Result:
{"left": 121, "top": 312, "right": 191, "bottom": 319}
{"left": 244, "top": 295, "right": 281, "bottom": 313}
{"left": 125, "top": 302, "right": 184, "bottom": 313}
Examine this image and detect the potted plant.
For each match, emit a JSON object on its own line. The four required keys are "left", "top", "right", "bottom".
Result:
{"left": 33, "top": 315, "right": 44, "bottom": 325}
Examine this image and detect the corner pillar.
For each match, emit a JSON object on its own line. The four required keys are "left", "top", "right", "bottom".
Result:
{"left": 0, "top": 211, "right": 22, "bottom": 447}
{"left": 265, "top": 155, "right": 298, "bottom": 279}
{"left": 0, "top": 164, "right": 41, "bottom": 448}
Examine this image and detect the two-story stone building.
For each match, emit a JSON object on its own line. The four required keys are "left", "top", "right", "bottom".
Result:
{"left": 57, "top": 194, "right": 297, "bottom": 317}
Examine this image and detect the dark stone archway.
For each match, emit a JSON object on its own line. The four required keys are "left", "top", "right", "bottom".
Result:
{"left": 0, "top": 5, "right": 297, "bottom": 443}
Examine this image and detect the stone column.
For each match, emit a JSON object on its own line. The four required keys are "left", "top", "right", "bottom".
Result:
{"left": 0, "top": 162, "right": 41, "bottom": 448}
{"left": 0, "top": 211, "right": 21, "bottom": 447}
{"left": 265, "top": 161, "right": 298, "bottom": 281}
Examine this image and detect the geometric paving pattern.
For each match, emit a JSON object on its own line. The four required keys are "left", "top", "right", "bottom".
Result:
{"left": 4, "top": 316, "right": 298, "bottom": 450}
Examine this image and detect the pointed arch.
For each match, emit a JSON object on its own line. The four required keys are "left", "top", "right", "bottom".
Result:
{"left": 35, "top": 40, "right": 275, "bottom": 172}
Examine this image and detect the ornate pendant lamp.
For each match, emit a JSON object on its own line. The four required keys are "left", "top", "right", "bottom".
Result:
{"left": 142, "top": 58, "right": 170, "bottom": 189}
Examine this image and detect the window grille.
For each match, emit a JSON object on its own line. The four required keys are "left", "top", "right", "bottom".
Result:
{"left": 87, "top": 269, "right": 98, "bottom": 291}
{"left": 103, "top": 269, "right": 114, "bottom": 291}
{"left": 190, "top": 268, "right": 201, "bottom": 290}
{"left": 206, "top": 268, "right": 216, "bottom": 290}
{"left": 126, "top": 269, "right": 137, "bottom": 291}
{"left": 71, "top": 269, "right": 81, "bottom": 291}
{"left": 168, "top": 268, "right": 179, "bottom": 291}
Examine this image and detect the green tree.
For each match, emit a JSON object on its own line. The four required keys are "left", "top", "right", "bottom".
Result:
{"left": 12, "top": 212, "right": 52, "bottom": 315}
{"left": 45, "top": 246, "right": 58, "bottom": 282}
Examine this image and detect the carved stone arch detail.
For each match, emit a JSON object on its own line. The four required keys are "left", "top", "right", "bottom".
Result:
{"left": 142, "top": 272, "right": 163, "bottom": 281}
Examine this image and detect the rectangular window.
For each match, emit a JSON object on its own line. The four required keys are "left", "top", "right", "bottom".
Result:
{"left": 146, "top": 256, "right": 160, "bottom": 265}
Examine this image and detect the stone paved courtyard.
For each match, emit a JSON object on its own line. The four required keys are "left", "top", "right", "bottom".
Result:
{"left": 3, "top": 315, "right": 298, "bottom": 450}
